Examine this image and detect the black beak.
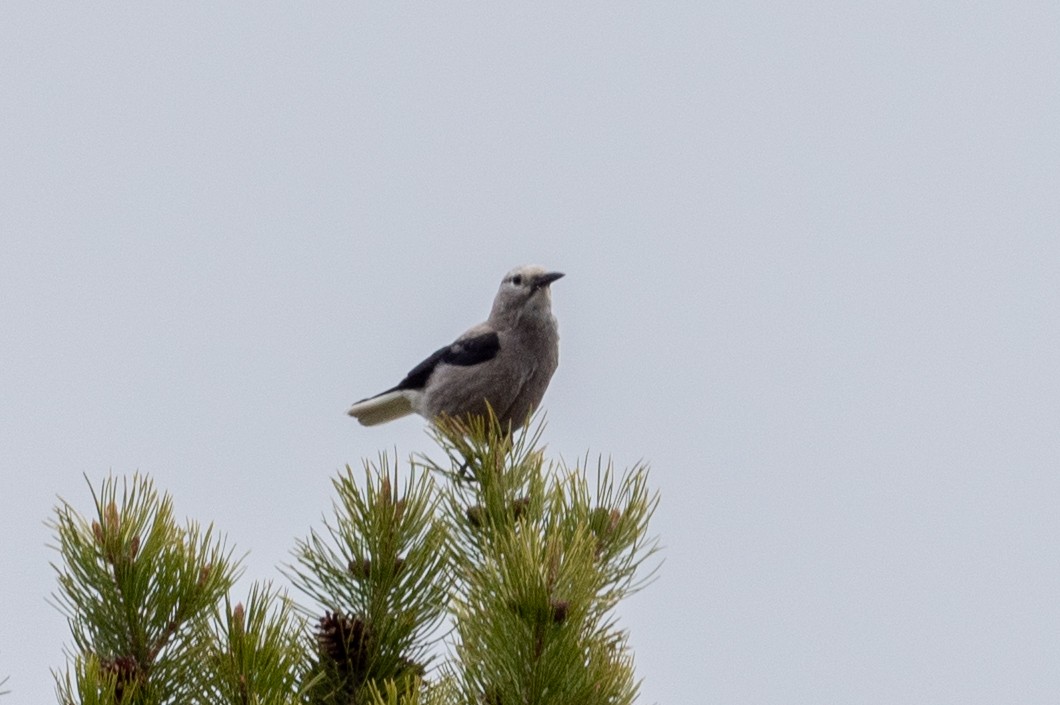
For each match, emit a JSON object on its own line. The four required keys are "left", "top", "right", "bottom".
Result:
{"left": 533, "top": 271, "right": 565, "bottom": 289}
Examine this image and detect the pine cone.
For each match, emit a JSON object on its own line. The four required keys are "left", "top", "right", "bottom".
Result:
{"left": 100, "top": 654, "right": 139, "bottom": 703}
{"left": 316, "top": 611, "right": 372, "bottom": 679}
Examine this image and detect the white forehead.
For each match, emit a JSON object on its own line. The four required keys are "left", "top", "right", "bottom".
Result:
{"left": 503, "top": 264, "right": 548, "bottom": 281}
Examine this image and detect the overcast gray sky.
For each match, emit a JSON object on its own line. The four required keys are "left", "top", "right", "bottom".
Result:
{"left": 2, "top": 3, "right": 1059, "bottom": 703}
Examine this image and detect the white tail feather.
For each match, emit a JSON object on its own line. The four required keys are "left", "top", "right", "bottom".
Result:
{"left": 347, "top": 390, "right": 416, "bottom": 426}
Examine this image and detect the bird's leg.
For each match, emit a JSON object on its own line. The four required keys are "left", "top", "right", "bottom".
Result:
{"left": 446, "top": 443, "right": 476, "bottom": 484}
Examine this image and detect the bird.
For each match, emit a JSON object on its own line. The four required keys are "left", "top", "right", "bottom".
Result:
{"left": 347, "top": 265, "right": 564, "bottom": 430}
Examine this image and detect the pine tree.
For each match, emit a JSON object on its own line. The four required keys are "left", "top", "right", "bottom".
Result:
{"left": 49, "top": 415, "right": 658, "bottom": 704}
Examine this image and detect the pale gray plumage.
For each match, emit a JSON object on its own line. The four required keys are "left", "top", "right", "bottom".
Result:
{"left": 347, "top": 265, "right": 563, "bottom": 429}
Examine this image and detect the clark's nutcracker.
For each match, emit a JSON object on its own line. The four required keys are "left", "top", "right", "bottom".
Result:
{"left": 347, "top": 265, "right": 564, "bottom": 429}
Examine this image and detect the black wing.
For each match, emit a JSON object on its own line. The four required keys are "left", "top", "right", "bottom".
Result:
{"left": 390, "top": 331, "right": 500, "bottom": 392}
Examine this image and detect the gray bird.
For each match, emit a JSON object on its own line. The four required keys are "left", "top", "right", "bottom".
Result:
{"left": 347, "top": 265, "right": 564, "bottom": 429}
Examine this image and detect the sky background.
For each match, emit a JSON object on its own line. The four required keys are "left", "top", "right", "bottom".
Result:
{"left": 2, "top": 3, "right": 1059, "bottom": 703}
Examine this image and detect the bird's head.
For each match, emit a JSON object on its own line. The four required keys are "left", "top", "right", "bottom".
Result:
{"left": 490, "top": 264, "right": 564, "bottom": 326}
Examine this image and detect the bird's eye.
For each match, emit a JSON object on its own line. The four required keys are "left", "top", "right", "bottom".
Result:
{"left": 511, "top": 275, "right": 523, "bottom": 286}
